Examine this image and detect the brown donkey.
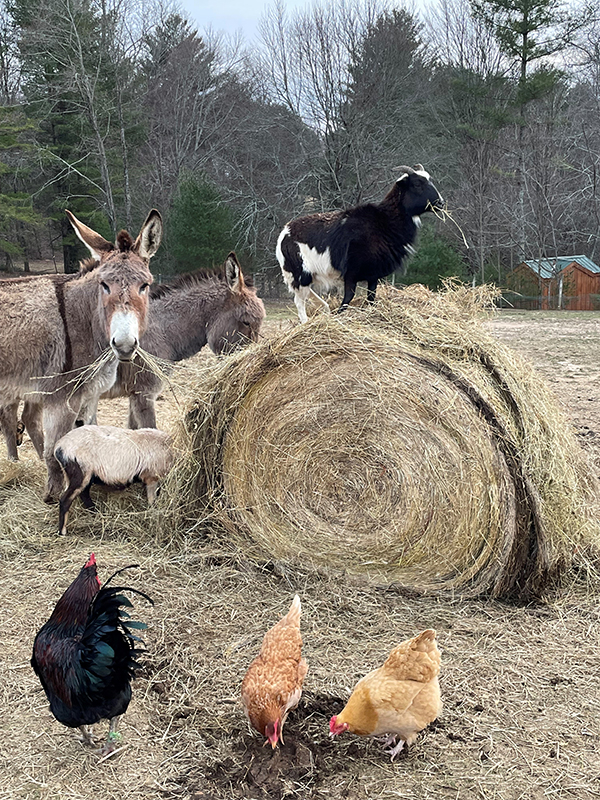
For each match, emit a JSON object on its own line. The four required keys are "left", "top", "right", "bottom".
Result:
{"left": 0, "top": 209, "right": 162, "bottom": 499}
{"left": 79, "top": 252, "right": 266, "bottom": 428}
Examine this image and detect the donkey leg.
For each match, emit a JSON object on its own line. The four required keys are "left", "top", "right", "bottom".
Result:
{"left": 0, "top": 401, "right": 19, "bottom": 461}
{"left": 43, "top": 403, "right": 78, "bottom": 503}
{"left": 22, "top": 400, "right": 45, "bottom": 459}
{"left": 129, "top": 394, "right": 157, "bottom": 429}
{"left": 77, "top": 396, "right": 99, "bottom": 426}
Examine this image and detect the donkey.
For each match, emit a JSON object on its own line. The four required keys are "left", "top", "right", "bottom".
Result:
{"left": 0, "top": 209, "right": 162, "bottom": 500}
{"left": 78, "top": 252, "right": 265, "bottom": 428}
{"left": 0, "top": 274, "right": 73, "bottom": 462}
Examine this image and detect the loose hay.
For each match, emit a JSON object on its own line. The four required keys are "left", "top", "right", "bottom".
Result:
{"left": 164, "top": 283, "right": 600, "bottom": 599}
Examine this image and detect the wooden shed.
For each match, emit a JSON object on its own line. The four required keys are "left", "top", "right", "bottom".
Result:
{"left": 506, "top": 256, "right": 600, "bottom": 310}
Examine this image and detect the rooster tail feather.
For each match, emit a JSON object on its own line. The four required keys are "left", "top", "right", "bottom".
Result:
{"left": 105, "top": 585, "right": 154, "bottom": 606}
{"left": 102, "top": 564, "right": 141, "bottom": 588}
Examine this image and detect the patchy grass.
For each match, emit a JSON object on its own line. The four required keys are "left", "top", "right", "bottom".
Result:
{"left": 1, "top": 305, "right": 599, "bottom": 799}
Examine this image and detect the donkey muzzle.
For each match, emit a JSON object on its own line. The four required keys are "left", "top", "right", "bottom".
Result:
{"left": 110, "top": 310, "right": 140, "bottom": 361}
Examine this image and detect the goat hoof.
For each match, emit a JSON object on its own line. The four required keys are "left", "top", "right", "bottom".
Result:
{"left": 43, "top": 493, "right": 59, "bottom": 505}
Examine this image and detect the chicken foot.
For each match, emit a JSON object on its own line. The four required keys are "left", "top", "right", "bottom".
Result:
{"left": 94, "top": 716, "right": 123, "bottom": 756}
{"left": 379, "top": 733, "right": 406, "bottom": 761}
{"left": 77, "top": 725, "right": 96, "bottom": 746}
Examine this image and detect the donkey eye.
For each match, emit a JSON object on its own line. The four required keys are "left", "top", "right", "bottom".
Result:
{"left": 100, "top": 281, "right": 110, "bottom": 294}
{"left": 140, "top": 283, "right": 149, "bottom": 293}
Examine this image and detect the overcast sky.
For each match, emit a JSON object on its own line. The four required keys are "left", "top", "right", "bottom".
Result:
{"left": 179, "top": 0, "right": 429, "bottom": 44}
{"left": 179, "top": 0, "right": 309, "bottom": 41}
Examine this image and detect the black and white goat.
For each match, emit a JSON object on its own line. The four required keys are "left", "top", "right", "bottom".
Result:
{"left": 276, "top": 165, "right": 444, "bottom": 322}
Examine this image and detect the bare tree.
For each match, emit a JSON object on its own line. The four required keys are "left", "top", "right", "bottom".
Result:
{"left": 0, "top": 0, "right": 21, "bottom": 104}
{"left": 257, "top": 0, "right": 395, "bottom": 209}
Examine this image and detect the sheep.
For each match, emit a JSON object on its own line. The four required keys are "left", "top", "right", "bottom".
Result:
{"left": 53, "top": 425, "right": 174, "bottom": 535}
{"left": 276, "top": 165, "right": 444, "bottom": 322}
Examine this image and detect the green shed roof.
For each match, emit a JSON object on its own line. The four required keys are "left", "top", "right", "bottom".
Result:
{"left": 522, "top": 256, "right": 600, "bottom": 279}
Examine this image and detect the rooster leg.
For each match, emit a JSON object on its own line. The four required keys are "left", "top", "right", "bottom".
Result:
{"left": 105, "top": 716, "right": 123, "bottom": 752}
{"left": 78, "top": 725, "right": 95, "bottom": 746}
{"left": 386, "top": 738, "right": 406, "bottom": 761}
{"left": 109, "top": 716, "right": 121, "bottom": 738}
{"left": 93, "top": 716, "right": 124, "bottom": 756}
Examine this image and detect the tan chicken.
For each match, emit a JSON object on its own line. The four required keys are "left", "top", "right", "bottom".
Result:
{"left": 241, "top": 595, "right": 308, "bottom": 748}
{"left": 329, "top": 629, "right": 441, "bottom": 759}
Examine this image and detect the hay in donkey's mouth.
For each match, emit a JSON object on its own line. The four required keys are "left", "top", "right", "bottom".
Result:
{"left": 161, "top": 282, "right": 600, "bottom": 599}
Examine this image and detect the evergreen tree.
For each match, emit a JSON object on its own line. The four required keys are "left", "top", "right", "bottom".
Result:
{"left": 0, "top": 105, "right": 44, "bottom": 269}
{"left": 471, "top": 0, "right": 592, "bottom": 259}
{"left": 167, "top": 174, "right": 235, "bottom": 273}
{"left": 343, "top": 8, "right": 432, "bottom": 200}
{"left": 401, "top": 225, "right": 468, "bottom": 289}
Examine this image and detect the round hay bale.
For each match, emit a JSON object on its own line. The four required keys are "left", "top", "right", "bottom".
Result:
{"left": 166, "top": 283, "right": 600, "bottom": 599}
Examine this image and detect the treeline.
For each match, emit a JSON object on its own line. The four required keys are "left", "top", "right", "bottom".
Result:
{"left": 1, "top": 0, "right": 599, "bottom": 291}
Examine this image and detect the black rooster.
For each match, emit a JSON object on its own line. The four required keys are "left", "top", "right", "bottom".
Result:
{"left": 31, "top": 553, "right": 153, "bottom": 752}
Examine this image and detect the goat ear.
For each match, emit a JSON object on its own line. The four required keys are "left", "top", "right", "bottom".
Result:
{"left": 65, "top": 210, "right": 114, "bottom": 261}
{"left": 134, "top": 209, "right": 163, "bottom": 259}
{"left": 225, "top": 252, "right": 243, "bottom": 293}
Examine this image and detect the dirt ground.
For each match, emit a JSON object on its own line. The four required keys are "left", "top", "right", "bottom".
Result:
{"left": 0, "top": 306, "right": 599, "bottom": 800}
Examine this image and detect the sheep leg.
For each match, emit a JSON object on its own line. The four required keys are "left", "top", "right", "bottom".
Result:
{"left": 338, "top": 281, "right": 357, "bottom": 312}
{"left": 22, "top": 400, "right": 45, "bottom": 459}
{"left": 57, "top": 461, "right": 91, "bottom": 535}
{"left": 80, "top": 483, "right": 95, "bottom": 510}
{"left": 0, "top": 402, "right": 19, "bottom": 461}
{"left": 145, "top": 479, "right": 159, "bottom": 506}
{"left": 367, "top": 279, "right": 378, "bottom": 303}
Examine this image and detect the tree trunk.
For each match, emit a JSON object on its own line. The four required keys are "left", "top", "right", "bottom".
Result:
{"left": 117, "top": 86, "right": 132, "bottom": 230}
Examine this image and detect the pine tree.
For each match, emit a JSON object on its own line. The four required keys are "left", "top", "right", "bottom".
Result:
{"left": 167, "top": 175, "right": 235, "bottom": 273}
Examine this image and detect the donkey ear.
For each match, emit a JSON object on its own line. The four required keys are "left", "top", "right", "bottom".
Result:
{"left": 65, "top": 210, "right": 114, "bottom": 261}
{"left": 224, "top": 252, "right": 243, "bottom": 293}
{"left": 134, "top": 209, "right": 163, "bottom": 259}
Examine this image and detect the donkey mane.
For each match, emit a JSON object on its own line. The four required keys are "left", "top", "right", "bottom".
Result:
{"left": 79, "top": 257, "right": 101, "bottom": 275}
{"left": 150, "top": 268, "right": 255, "bottom": 300}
